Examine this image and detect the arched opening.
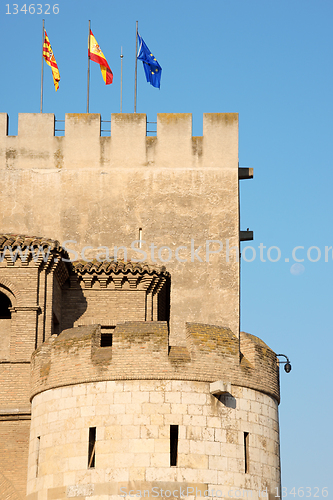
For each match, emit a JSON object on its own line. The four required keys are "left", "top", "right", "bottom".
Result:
{"left": 0, "top": 292, "right": 12, "bottom": 360}
{"left": 0, "top": 292, "right": 11, "bottom": 319}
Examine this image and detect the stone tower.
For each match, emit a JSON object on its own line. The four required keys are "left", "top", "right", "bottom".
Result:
{"left": 0, "top": 113, "right": 280, "bottom": 500}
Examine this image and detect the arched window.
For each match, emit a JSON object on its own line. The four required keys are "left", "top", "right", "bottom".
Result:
{"left": 0, "top": 292, "right": 11, "bottom": 319}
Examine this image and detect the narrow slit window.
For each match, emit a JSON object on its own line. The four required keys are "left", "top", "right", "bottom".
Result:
{"left": 244, "top": 432, "right": 249, "bottom": 473}
{"left": 170, "top": 425, "right": 178, "bottom": 466}
{"left": 36, "top": 436, "right": 40, "bottom": 477}
{"left": 88, "top": 427, "right": 96, "bottom": 468}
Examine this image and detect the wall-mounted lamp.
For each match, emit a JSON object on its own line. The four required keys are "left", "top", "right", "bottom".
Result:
{"left": 277, "top": 354, "right": 292, "bottom": 373}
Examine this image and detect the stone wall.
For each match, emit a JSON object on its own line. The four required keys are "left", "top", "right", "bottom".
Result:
{"left": 27, "top": 323, "right": 281, "bottom": 497}
{"left": 27, "top": 380, "right": 280, "bottom": 500}
{"left": 30, "top": 325, "right": 280, "bottom": 404}
{"left": 0, "top": 113, "right": 240, "bottom": 341}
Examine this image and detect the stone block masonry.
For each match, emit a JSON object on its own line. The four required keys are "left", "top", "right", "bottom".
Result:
{"left": 27, "top": 318, "right": 281, "bottom": 498}
{"left": 30, "top": 325, "right": 279, "bottom": 403}
{"left": 27, "top": 379, "right": 280, "bottom": 499}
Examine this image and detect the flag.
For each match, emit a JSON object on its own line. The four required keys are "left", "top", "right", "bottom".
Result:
{"left": 137, "top": 33, "right": 162, "bottom": 89}
{"left": 43, "top": 30, "right": 60, "bottom": 91}
{"left": 88, "top": 30, "right": 113, "bottom": 85}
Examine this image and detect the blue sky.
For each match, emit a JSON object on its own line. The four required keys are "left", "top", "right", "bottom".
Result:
{"left": 1, "top": 0, "right": 333, "bottom": 493}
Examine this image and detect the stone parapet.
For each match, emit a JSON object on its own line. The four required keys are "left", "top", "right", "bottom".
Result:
{"left": 30, "top": 324, "right": 280, "bottom": 403}
{"left": 0, "top": 112, "right": 238, "bottom": 170}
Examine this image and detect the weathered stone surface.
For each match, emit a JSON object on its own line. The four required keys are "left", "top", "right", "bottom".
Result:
{"left": 27, "top": 380, "right": 280, "bottom": 498}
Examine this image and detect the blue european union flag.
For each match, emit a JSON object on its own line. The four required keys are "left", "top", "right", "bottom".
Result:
{"left": 137, "top": 33, "right": 162, "bottom": 89}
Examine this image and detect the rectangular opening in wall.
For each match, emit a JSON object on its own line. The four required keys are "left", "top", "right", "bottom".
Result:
{"left": 88, "top": 427, "right": 96, "bottom": 468}
{"left": 100, "top": 326, "right": 115, "bottom": 347}
{"left": 170, "top": 425, "right": 178, "bottom": 466}
{"left": 244, "top": 432, "right": 249, "bottom": 473}
{"left": 36, "top": 436, "right": 40, "bottom": 477}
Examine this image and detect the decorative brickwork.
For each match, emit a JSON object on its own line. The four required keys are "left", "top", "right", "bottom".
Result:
{"left": 0, "top": 238, "right": 171, "bottom": 498}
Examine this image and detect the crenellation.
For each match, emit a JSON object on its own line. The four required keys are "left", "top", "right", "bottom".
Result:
{"left": 155, "top": 114, "right": 193, "bottom": 168}
{"left": 110, "top": 113, "right": 147, "bottom": 167}
{"left": 202, "top": 113, "right": 239, "bottom": 169}
{"left": 0, "top": 112, "right": 239, "bottom": 171}
{"left": 64, "top": 113, "right": 101, "bottom": 169}
{"left": 6, "top": 113, "right": 59, "bottom": 170}
{"left": 18, "top": 113, "right": 55, "bottom": 138}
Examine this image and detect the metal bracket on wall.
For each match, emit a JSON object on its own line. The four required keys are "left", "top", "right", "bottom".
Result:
{"left": 239, "top": 167, "right": 254, "bottom": 179}
{"left": 240, "top": 230, "right": 254, "bottom": 241}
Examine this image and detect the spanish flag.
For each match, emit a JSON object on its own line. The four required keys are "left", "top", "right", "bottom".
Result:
{"left": 43, "top": 30, "right": 60, "bottom": 91}
{"left": 88, "top": 30, "right": 113, "bottom": 85}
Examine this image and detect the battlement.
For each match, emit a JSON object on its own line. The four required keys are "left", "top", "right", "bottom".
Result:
{"left": 0, "top": 112, "right": 238, "bottom": 170}
{"left": 30, "top": 323, "right": 280, "bottom": 402}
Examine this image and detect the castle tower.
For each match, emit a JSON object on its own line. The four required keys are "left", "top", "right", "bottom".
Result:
{"left": 0, "top": 113, "right": 280, "bottom": 500}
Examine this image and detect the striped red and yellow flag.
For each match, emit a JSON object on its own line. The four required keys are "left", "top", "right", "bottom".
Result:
{"left": 43, "top": 30, "right": 60, "bottom": 91}
{"left": 88, "top": 30, "right": 113, "bottom": 85}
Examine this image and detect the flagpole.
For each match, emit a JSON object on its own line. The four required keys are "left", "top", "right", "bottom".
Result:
{"left": 134, "top": 21, "right": 138, "bottom": 113}
{"left": 40, "top": 19, "right": 45, "bottom": 113}
{"left": 120, "top": 46, "right": 123, "bottom": 113}
{"left": 87, "top": 20, "right": 91, "bottom": 113}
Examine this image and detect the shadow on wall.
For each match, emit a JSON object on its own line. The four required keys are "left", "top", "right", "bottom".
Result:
{"left": 158, "top": 276, "right": 171, "bottom": 323}
{"left": 60, "top": 274, "right": 88, "bottom": 332}
{"left": 219, "top": 394, "right": 237, "bottom": 409}
{"left": 60, "top": 267, "right": 170, "bottom": 331}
